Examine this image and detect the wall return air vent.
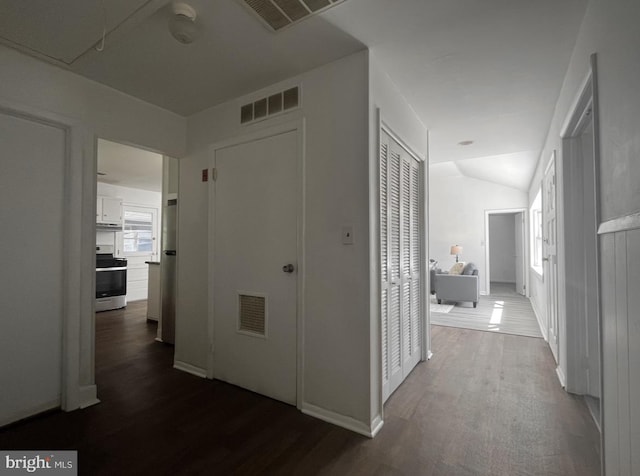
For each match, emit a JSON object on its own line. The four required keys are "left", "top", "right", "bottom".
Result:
{"left": 241, "top": 0, "right": 347, "bottom": 31}
{"left": 238, "top": 293, "right": 267, "bottom": 337}
{"left": 240, "top": 86, "right": 299, "bottom": 124}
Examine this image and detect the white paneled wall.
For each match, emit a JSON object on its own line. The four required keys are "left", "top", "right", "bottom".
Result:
{"left": 599, "top": 216, "right": 640, "bottom": 475}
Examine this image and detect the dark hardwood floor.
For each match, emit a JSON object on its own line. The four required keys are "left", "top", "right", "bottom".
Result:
{"left": 0, "top": 303, "right": 600, "bottom": 475}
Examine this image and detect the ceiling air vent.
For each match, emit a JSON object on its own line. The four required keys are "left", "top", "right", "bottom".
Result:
{"left": 240, "top": 0, "right": 347, "bottom": 31}
{"left": 240, "top": 86, "right": 300, "bottom": 124}
{"left": 238, "top": 293, "right": 267, "bottom": 337}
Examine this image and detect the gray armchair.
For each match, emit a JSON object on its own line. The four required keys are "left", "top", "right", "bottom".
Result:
{"left": 434, "top": 263, "right": 480, "bottom": 308}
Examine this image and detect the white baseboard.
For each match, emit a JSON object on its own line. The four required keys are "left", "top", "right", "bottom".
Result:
{"left": 370, "top": 414, "right": 384, "bottom": 438}
{"left": 0, "top": 398, "right": 60, "bottom": 428}
{"left": 174, "top": 360, "right": 207, "bottom": 378}
{"left": 301, "top": 402, "right": 381, "bottom": 438}
{"left": 556, "top": 366, "right": 567, "bottom": 388}
{"left": 529, "top": 297, "right": 548, "bottom": 341}
{"left": 79, "top": 385, "right": 100, "bottom": 409}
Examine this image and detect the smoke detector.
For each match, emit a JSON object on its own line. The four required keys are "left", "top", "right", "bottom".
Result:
{"left": 169, "top": 3, "right": 199, "bottom": 44}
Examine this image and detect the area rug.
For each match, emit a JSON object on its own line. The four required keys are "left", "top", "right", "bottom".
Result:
{"left": 429, "top": 296, "right": 454, "bottom": 314}
{"left": 429, "top": 293, "right": 543, "bottom": 338}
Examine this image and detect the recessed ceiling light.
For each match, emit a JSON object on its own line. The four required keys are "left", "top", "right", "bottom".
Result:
{"left": 458, "top": 140, "right": 474, "bottom": 146}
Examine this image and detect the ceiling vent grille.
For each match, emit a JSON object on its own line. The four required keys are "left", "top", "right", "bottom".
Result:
{"left": 240, "top": 0, "right": 347, "bottom": 31}
{"left": 241, "top": 86, "right": 299, "bottom": 124}
{"left": 238, "top": 293, "right": 267, "bottom": 337}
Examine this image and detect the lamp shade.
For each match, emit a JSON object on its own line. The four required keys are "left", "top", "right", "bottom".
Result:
{"left": 450, "top": 245, "right": 462, "bottom": 255}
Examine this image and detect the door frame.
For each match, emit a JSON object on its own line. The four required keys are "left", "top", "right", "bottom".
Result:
{"left": 0, "top": 97, "right": 92, "bottom": 416}
{"left": 559, "top": 55, "right": 602, "bottom": 401}
{"left": 484, "top": 208, "right": 528, "bottom": 297}
{"left": 207, "top": 119, "right": 305, "bottom": 409}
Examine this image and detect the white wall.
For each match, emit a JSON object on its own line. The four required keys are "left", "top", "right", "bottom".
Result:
{"left": 368, "top": 54, "right": 429, "bottom": 428}
{"left": 527, "top": 1, "right": 640, "bottom": 473}
{"left": 178, "top": 51, "right": 377, "bottom": 433}
{"left": 489, "top": 214, "right": 516, "bottom": 283}
{"left": 429, "top": 172, "right": 527, "bottom": 294}
{"left": 0, "top": 45, "right": 186, "bottom": 413}
{"left": 97, "top": 182, "right": 162, "bottom": 302}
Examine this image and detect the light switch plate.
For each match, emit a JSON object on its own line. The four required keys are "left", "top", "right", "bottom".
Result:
{"left": 342, "top": 226, "right": 354, "bottom": 245}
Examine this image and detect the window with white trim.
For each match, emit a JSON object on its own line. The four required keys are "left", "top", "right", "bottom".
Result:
{"left": 122, "top": 206, "right": 157, "bottom": 255}
{"left": 530, "top": 189, "right": 543, "bottom": 276}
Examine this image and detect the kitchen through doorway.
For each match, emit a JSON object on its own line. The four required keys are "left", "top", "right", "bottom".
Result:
{"left": 95, "top": 138, "right": 178, "bottom": 373}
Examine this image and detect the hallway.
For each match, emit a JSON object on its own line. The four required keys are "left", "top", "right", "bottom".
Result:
{"left": 0, "top": 305, "right": 600, "bottom": 475}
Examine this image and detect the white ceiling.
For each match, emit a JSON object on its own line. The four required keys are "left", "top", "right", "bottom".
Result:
{"left": 0, "top": 0, "right": 588, "bottom": 191}
{"left": 97, "top": 139, "right": 163, "bottom": 192}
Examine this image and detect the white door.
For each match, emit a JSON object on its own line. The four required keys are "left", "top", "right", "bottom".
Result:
{"left": 515, "top": 212, "right": 525, "bottom": 295}
{"left": 543, "top": 158, "right": 559, "bottom": 363}
{"left": 119, "top": 205, "right": 159, "bottom": 301}
{"left": 0, "top": 109, "right": 65, "bottom": 425}
{"left": 381, "top": 130, "right": 422, "bottom": 402}
{"left": 212, "top": 131, "right": 298, "bottom": 405}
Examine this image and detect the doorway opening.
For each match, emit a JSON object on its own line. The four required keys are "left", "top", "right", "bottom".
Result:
{"left": 484, "top": 209, "right": 527, "bottom": 297}
{"left": 559, "top": 62, "right": 601, "bottom": 430}
{"left": 95, "top": 139, "right": 178, "bottom": 386}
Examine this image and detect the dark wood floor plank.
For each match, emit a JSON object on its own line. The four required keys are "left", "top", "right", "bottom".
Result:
{"left": 0, "top": 302, "right": 600, "bottom": 475}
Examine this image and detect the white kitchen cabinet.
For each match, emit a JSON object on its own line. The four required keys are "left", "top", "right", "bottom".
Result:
{"left": 96, "top": 196, "right": 123, "bottom": 226}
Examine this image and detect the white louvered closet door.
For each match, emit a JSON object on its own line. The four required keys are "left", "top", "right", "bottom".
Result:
{"left": 381, "top": 130, "right": 423, "bottom": 402}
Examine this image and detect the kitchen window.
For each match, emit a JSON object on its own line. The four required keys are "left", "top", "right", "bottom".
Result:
{"left": 122, "top": 206, "right": 158, "bottom": 256}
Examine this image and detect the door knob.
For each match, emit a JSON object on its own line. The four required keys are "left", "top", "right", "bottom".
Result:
{"left": 282, "top": 264, "right": 295, "bottom": 273}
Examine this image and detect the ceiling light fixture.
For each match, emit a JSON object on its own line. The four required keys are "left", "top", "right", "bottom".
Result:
{"left": 458, "top": 140, "right": 474, "bottom": 146}
{"left": 169, "top": 2, "right": 199, "bottom": 45}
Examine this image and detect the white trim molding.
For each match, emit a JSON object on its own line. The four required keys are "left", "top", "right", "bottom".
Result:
{"left": 556, "top": 366, "right": 567, "bottom": 388}
{"left": 301, "top": 402, "right": 383, "bottom": 438}
{"left": 598, "top": 212, "right": 640, "bottom": 235}
{"left": 529, "top": 296, "right": 548, "bottom": 341}
{"left": 79, "top": 385, "right": 100, "bottom": 409}
{"left": 173, "top": 361, "right": 207, "bottom": 379}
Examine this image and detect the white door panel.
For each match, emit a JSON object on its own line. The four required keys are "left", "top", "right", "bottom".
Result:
{"left": 0, "top": 110, "right": 65, "bottom": 425}
{"left": 543, "top": 158, "right": 559, "bottom": 363}
{"left": 213, "top": 131, "right": 297, "bottom": 405}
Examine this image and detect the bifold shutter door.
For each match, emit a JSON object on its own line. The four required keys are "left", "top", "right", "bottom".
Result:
{"left": 380, "top": 136, "right": 389, "bottom": 387}
{"left": 388, "top": 142, "right": 403, "bottom": 391}
{"left": 401, "top": 156, "right": 412, "bottom": 366}
{"left": 381, "top": 131, "right": 424, "bottom": 402}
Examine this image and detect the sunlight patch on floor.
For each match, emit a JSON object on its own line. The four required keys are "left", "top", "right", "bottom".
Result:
{"left": 489, "top": 300, "right": 504, "bottom": 324}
